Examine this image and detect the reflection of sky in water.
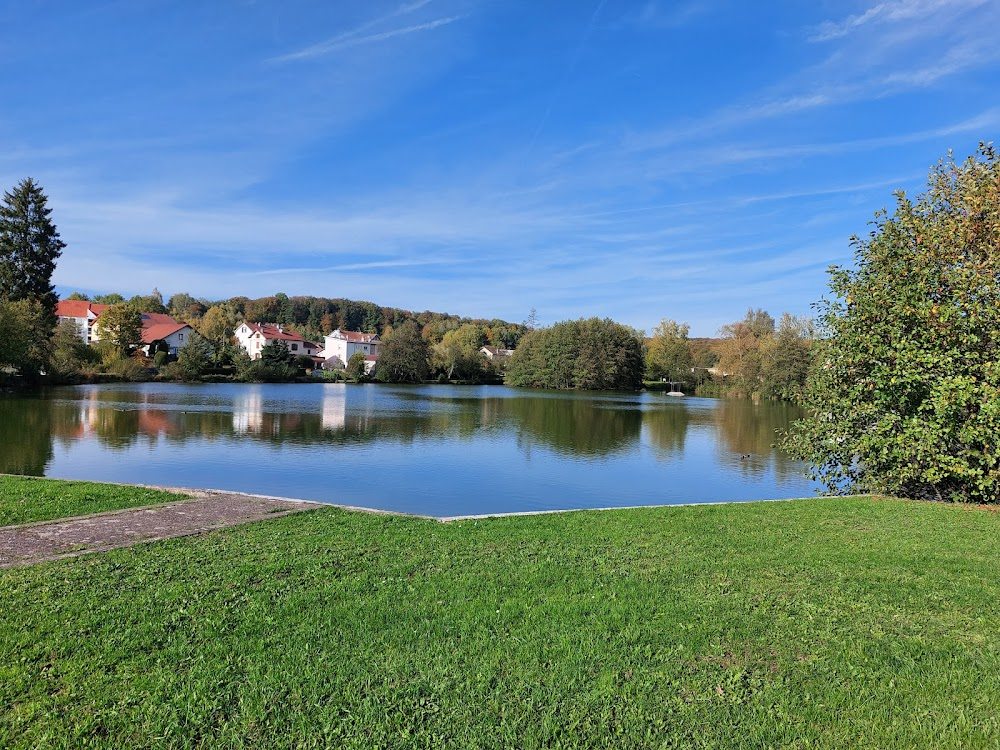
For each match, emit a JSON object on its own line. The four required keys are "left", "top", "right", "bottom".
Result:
{"left": 9, "top": 383, "right": 819, "bottom": 518}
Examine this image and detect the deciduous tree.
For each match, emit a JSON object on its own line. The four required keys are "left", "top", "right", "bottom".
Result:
{"left": 506, "top": 318, "right": 644, "bottom": 390}
{"left": 786, "top": 144, "right": 1000, "bottom": 502}
{"left": 0, "top": 299, "right": 48, "bottom": 377}
{"left": 95, "top": 304, "right": 144, "bottom": 359}
{"left": 376, "top": 320, "right": 430, "bottom": 383}
{"left": 645, "top": 319, "right": 693, "bottom": 383}
{"left": 197, "top": 304, "right": 238, "bottom": 363}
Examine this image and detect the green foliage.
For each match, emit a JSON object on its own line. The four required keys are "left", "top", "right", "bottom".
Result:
{"left": 128, "top": 288, "right": 167, "bottom": 314}
{"left": 167, "top": 292, "right": 207, "bottom": 321}
{"left": 345, "top": 351, "right": 367, "bottom": 381}
{"left": 175, "top": 332, "right": 213, "bottom": 381}
{"left": 432, "top": 323, "right": 488, "bottom": 381}
{"left": 506, "top": 317, "right": 644, "bottom": 390}
{"left": 0, "top": 178, "right": 64, "bottom": 334}
{"left": 715, "top": 309, "right": 811, "bottom": 400}
{"left": 786, "top": 144, "right": 1000, "bottom": 502}
{"left": 49, "top": 318, "right": 97, "bottom": 378}
{"left": 237, "top": 340, "right": 299, "bottom": 382}
{"left": 232, "top": 347, "right": 254, "bottom": 380}
{"left": 645, "top": 319, "right": 693, "bottom": 382}
{"left": 376, "top": 320, "right": 430, "bottom": 383}
{"left": 95, "top": 304, "right": 144, "bottom": 359}
{"left": 0, "top": 298, "right": 50, "bottom": 378}
{"left": 105, "top": 355, "right": 147, "bottom": 381}
{"left": 196, "top": 304, "right": 239, "bottom": 363}
{"left": 760, "top": 314, "right": 813, "bottom": 401}
{"left": 92, "top": 293, "right": 125, "bottom": 305}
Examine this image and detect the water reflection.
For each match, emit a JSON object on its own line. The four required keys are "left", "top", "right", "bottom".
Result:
{"left": 0, "top": 393, "right": 54, "bottom": 475}
{"left": 0, "top": 384, "right": 814, "bottom": 511}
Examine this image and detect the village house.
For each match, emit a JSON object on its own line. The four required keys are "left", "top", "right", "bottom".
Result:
{"left": 56, "top": 301, "right": 193, "bottom": 355}
{"left": 139, "top": 314, "right": 194, "bottom": 356}
{"left": 56, "top": 300, "right": 109, "bottom": 344}
{"left": 234, "top": 322, "right": 320, "bottom": 361}
{"left": 322, "top": 329, "right": 380, "bottom": 371}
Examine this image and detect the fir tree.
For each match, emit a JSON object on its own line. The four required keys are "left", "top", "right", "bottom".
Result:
{"left": 0, "top": 178, "right": 66, "bottom": 332}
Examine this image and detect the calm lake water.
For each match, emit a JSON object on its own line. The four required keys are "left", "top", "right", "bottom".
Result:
{"left": 0, "top": 383, "right": 817, "bottom": 517}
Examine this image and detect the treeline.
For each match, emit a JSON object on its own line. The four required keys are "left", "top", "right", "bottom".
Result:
{"left": 645, "top": 309, "right": 813, "bottom": 401}
{"left": 69, "top": 289, "right": 527, "bottom": 350}
{"left": 498, "top": 309, "right": 812, "bottom": 398}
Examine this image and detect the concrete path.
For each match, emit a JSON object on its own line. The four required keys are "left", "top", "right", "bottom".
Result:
{"left": 0, "top": 490, "right": 317, "bottom": 569}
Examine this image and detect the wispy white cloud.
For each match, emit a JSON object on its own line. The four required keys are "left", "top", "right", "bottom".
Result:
{"left": 270, "top": 2, "right": 464, "bottom": 63}
{"left": 808, "top": 0, "right": 986, "bottom": 42}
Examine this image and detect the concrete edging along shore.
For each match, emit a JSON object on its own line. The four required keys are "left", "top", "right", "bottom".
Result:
{"left": 1, "top": 477, "right": 848, "bottom": 568}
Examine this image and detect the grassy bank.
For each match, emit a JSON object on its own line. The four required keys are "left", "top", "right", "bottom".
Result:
{"left": 0, "top": 475, "right": 186, "bottom": 526}
{"left": 2, "top": 486, "right": 1000, "bottom": 748}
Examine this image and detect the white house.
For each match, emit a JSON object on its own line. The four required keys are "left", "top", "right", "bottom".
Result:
{"left": 56, "top": 300, "right": 110, "bottom": 344}
{"left": 234, "top": 322, "right": 319, "bottom": 360}
{"left": 322, "top": 329, "right": 380, "bottom": 369}
{"left": 56, "top": 301, "right": 192, "bottom": 354}
{"left": 141, "top": 315, "right": 193, "bottom": 355}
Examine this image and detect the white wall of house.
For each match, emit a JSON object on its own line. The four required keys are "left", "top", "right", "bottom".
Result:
{"left": 58, "top": 311, "right": 101, "bottom": 344}
{"left": 323, "top": 329, "right": 380, "bottom": 366}
{"left": 161, "top": 328, "right": 190, "bottom": 355}
{"left": 234, "top": 322, "right": 315, "bottom": 360}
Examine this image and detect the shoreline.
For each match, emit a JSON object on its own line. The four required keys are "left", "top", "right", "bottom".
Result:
{"left": 5, "top": 473, "right": 840, "bottom": 523}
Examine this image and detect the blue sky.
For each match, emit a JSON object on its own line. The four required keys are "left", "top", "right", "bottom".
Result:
{"left": 2, "top": 0, "right": 998, "bottom": 335}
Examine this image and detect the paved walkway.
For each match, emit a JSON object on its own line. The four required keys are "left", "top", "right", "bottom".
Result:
{"left": 0, "top": 490, "right": 318, "bottom": 569}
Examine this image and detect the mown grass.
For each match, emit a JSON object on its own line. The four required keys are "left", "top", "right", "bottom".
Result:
{"left": 0, "top": 475, "right": 186, "bottom": 526}
{"left": 2, "top": 490, "right": 1000, "bottom": 748}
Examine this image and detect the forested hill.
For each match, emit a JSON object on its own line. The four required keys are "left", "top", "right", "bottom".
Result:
{"left": 72, "top": 290, "right": 527, "bottom": 349}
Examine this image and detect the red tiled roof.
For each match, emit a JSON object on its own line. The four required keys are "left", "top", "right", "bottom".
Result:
{"left": 56, "top": 300, "right": 109, "bottom": 318}
{"left": 331, "top": 329, "right": 379, "bottom": 343}
{"left": 142, "top": 322, "right": 191, "bottom": 344}
{"left": 244, "top": 322, "right": 306, "bottom": 342}
{"left": 140, "top": 312, "right": 178, "bottom": 326}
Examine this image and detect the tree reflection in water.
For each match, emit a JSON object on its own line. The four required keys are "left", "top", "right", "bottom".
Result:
{"left": 1, "top": 385, "right": 811, "bottom": 506}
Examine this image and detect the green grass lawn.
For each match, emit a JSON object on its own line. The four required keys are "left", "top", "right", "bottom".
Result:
{"left": 2, "top": 485, "right": 1000, "bottom": 748}
{"left": 0, "top": 475, "right": 186, "bottom": 526}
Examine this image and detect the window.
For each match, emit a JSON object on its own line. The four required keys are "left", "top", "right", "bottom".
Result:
{"left": 291, "top": 344, "right": 298, "bottom": 351}
{"left": 178, "top": 333, "right": 184, "bottom": 341}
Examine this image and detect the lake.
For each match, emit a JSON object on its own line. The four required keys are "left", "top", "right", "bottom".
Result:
{"left": 0, "top": 383, "right": 817, "bottom": 518}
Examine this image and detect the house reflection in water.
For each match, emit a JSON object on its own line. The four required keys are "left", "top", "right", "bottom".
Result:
{"left": 233, "top": 389, "right": 265, "bottom": 434}
{"left": 321, "top": 386, "right": 347, "bottom": 431}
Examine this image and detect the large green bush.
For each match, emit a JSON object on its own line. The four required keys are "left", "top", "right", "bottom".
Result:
{"left": 786, "top": 145, "right": 1000, "bottom": 502}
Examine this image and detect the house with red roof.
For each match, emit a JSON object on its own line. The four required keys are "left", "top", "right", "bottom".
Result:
{"left": 56, "top": 300, "right": 193, "bottom": 355}
{"left": 140, "top": 313, "right": 194, "bottom": 355}
{"left": 56, "top": 300, "right": 110, "bottom": 344}
{"left": 234, "top": 322, "right": 320, "bottom": 361}
{"left": 322, "top": 328, "right": 380, "bottom": 371}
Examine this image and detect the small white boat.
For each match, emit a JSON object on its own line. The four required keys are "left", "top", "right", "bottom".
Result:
{"left": 666, "top": 391, "right": 685, "bottom": 397}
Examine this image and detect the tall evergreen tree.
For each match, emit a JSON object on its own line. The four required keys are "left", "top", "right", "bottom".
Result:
{"left": 0, "top": 178, "right": 66, "bottom": 331}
